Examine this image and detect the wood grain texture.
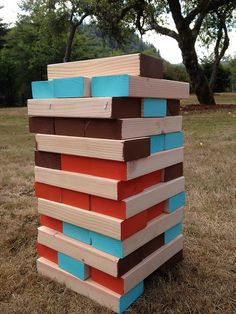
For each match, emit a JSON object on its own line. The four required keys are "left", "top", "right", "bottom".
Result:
{"left": 35, "top": 151, "right": 61, "bottom": 169}
{"left": 47, "top": 53, "right": 163, "bottom": 80}
{"left": 35, "top": 134, "right": 150, "bottom": 161}
{"left": 28, "top": 97, "right": 142, "bottom": 118}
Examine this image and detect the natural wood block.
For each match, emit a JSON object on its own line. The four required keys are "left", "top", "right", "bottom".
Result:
{"left": 30, "top": 116, "right": 182, "bottom": 140}
{"left": 92, "top": 75, "right": 189, "bottom": 99}
{"left": 32, "top": 77, "right": 90, "bottom": 99}
{"left": 37, "top": 257, "right": 144, "bottom": 314}
{"left": 164, "top": 163, "right": 183, "bottom": 182}
{"left": 47, "top": 53, "right": 163, "bottom": 80}
{"left": 35, "top": 166, "right": 162, "bottom": 200}
{"left": 35, "top": 151, "right": 61, "bottom": 169}
{"left": 35, "top": 134, "right": 150, "bottom": 162}
{"left": 27, "top": 97, "right": 142, "bottom": 119}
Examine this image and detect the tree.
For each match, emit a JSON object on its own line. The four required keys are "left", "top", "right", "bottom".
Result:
{"left": 94, "top": 0, "right": 236, "bottom": 105}
{"left": 0, "top": 6, "right": 7, "bottom": 48}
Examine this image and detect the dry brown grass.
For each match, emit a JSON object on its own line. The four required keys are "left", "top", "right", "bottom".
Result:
{"left": 0, "top": 107, "right": 236, "bottom": 314}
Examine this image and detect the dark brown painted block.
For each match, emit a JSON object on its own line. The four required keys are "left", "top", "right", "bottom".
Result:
{"left": 117, "top": 233, "right": 164, "bottom": 276}
{"left": 123, "top": 138, "right": 150, "bottom": 161}
{"left": 84, "top": 119, "right": 122, "bottom": 139}
{"left": 140, "top": 54, "right": 163, "bottom": 79}
{"left": 35, "top": 151, "right": 61, "bottom": 169}
{"left": 111, "top": 97, "right": 141, "bottom": 118}
{"left": 55, "top": 118, "right": 85, "bottom": 136}
{"left": 167, "top": 100, "right": 180, "bottom": 116}
{"left": 164, "top": 163, "right": 183, "bottom": 182}
{"left": 29, "top": 117, "right": 55, "bottom": 134}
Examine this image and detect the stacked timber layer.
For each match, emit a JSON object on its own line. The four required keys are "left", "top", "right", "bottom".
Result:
{"left": 28, "top": 53, "right": 189, "bottom": 313}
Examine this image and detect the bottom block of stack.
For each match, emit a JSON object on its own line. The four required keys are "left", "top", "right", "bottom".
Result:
{"left": 37, "top": 235, "right": 183, "bottom": 313}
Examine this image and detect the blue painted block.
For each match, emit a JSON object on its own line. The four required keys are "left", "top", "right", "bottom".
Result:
{"left": 143, "top": 98, "right": 167, "bottom": 117}
{"left": 168, "top": 192, "right": 186, "bottom": 213}
{"left": 31, "top": 80, "right": 54, "bottom": 99}
{"left": 165, "top": 223, "right": 182, "bottom": 244}
{"left": 58, "top": 252, "right": 88, "bottom": 280}
{"left": 150, "top": 134, "right": 165, "bottom": 154}
{"left": 119, "top": 281, "right": 144, "bottom": 314}
{"left": 90, "top": 231, "right": 123, "bottom": 258}
{"left": 165, "top": 131, "right": 183, "bottom": 150}
{"left": 54, "top": 77, "right": 86, "bottom": 98}
{"left": 63, "top": 222, "right": 91, "bottom": 245}
{"left": 92, "top": 74, "right": 129, "bottom": 97}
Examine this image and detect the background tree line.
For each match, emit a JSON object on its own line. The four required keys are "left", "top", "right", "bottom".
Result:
{"left": 0, "top": 0, "right": 235, "bottom": 107}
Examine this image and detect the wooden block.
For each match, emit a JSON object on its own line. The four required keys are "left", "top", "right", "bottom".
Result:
{"left": 54, "top": 118, "right": 85, "bottom": 136}
{"left": 61, "top": 147, "right": 183, "bottom": 180}
{"left": 35, "top": 134, "right": 150, "bottom": 162}
{"left": 35, "top": 151, "right": 61, "bottom": 169}
{"left": 147, "top": 201, "right": 165, "bottom": 222}
{"left": 35, "top": 166, "right": 161, "bottom": 200}
{"left": 165, "top": 131, "right": 183, "bottom": 150}
{"left": 58, "top": 252, "right": 90, "bottom": 280}
{"left": 40, "top": 215, "right": 63, "bottom": 233}
{"left": 37, "top": 257, "right": 144, "bottom": 314}
{"left": 31, "top": 77, "right": 90, "bottom": 99}
{"left": 92, "top": 75, "right": 189, "bottom": 99}
{"left": 164, "top": 163, "right": 183, "bottom": 182}
{"left": 32, "top": 80, "right": 54, "bottom": 99}
{"left": 92, "top": 176, "right": 185, "bottom": 219}
{"left": 37, "top": 242, "right": 58, "bottom": 263}
{"left": 167, "top": 99, "right": 180, "bottom": 116}
{"left": 29, "top": 117, "right": 54, "bottom": 134}
{"left": 164, "top": 224, "right": 182, "bottom": 244}
{"left": 35, "top": 182, "right": 61, "bottom": 202}
{"left": 150, "top": 134, "right": 165, "bottom": 153}
{"left": 61, "top": 188, "right": 90, "bottom": 210}
{"left": 63, "top": 222, "right": 91, "bottom": 244}
{"left": 47, "top": 53, "right": 163, "bottom": 79}
{"left": 166, "top": 192, "right": 186, "bottom": 213}
{"left": 158, "top": 249, "right": 183, "bottom": 272}
{"left": 37, "top": 198, "right": 147, "bottom": 241}
{"left": 91, "top": 236, "right": 184, "bottom": 294}
{"left": 142, "top": 98, "right": 167, "bottom": 117}
{"left": 38, "top": 226, "right": 164, "bottom": 277}
{"left": 27, "top": 97, "right": 142, "bottom": 119}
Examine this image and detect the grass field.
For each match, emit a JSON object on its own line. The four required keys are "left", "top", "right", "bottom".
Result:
{"left": 181, "top": 92, "right": 236, "bottom": 105}
{"left": 0, "top": 107, "right": 236, "bottom": 313}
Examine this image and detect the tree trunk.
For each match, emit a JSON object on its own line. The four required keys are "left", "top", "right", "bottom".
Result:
{"left": 64, "top": 23, "right": 77, "bottom": 63}
{"left": 178, "top": 34, "right": 216, "bottom": 105}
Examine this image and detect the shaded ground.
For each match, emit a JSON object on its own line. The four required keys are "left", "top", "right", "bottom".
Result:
{"left": 0, "top": 108, "right": 236, "bottom": 313}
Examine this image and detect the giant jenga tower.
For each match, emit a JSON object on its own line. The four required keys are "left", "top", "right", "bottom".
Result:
{"left": 28, "top": 54, "right": 189, "bottom": 313}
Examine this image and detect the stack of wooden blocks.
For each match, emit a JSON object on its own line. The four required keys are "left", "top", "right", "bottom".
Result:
{"left": 28, "top": 54, "right": 189, "bottom": 313}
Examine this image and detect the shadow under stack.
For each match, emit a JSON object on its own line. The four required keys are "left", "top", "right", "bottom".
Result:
{"left": 28, "top": 53, "right": 189, "bottom": 313}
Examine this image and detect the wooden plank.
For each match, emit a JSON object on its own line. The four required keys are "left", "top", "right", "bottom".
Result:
{"left": 125, "top": 177, "right": 185, "bottom": 218}
{"left": 35, "top": 151, "right": 61, "bottom": 169}
{"left": 37, "top": 257, "right": 144, "bottom": 313}
{"left": 47, "top": 53, "right": 163, "bottom": 80}
{"left": 122, "top": 235, "right": 183, "bottom": 293}
{"left": 164, "top": 162, "right": 183, "bottom": 182}
{"left": 92, "top": 75, "right": 189, "bottom": 99}
{"left": 35, "top": 134, "right": 150, "bottom": 161}
{"left": 164, "top": 224, "right": 182, "bottom": 244}
{"left": 127, "top": 147, "right": 184, "bottom": 180}
{"left": 58, "top": 252, "right": 90, "bottom": 280}
{"left": 142, "top": 98, "right": 167, "bottom": 117}
{"left": 27, "top": 97, "right": 142, "bottom": 118}
{"left": 35, "top": 166, "right": 161, "bottom": 200}
{"left": 32, "top": 77, "right": 90, "bottom": 99}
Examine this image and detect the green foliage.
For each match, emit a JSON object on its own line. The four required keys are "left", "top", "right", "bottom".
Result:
{"left": 202, "top": 61, "right": 231, "bottom": 92}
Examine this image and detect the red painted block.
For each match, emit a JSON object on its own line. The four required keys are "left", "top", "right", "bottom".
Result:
{"left": 37, "top": 242, "right": 58, "bottom": 264}
{"left": 61, "top": 188, "right": 90, "bottom": 210}
{"left": 91, "top": 268, "right": 124, "bottom": 294}
{"left": 35, "top": 182, "right": 61, "bottom": 202}
{"left": 118, "top": 170, "right": 162, "bottom": 199}
{"left": 61, "top": 154, "right": 127, "bottom": 180}
{"left": 91, "top": 196, "right": 126, "bottom": 219}
{"left": 147, "top": 201, "right": 165, "bottom": 222}
{"left": 121, "top": 211, "right": 147, "bottom": 240}
{"left": 40, "top": 215, "right": 63, "bottom": 233}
